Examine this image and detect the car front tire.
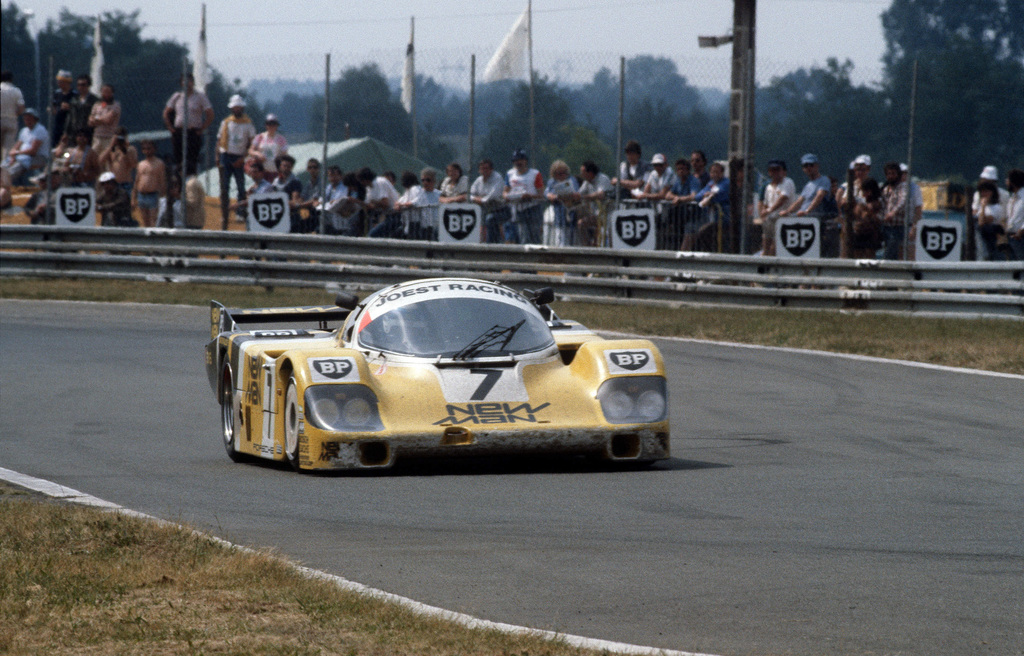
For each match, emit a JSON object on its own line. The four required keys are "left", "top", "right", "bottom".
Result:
{"left": 284, "top": 378, "right": 303, "bottom": 472}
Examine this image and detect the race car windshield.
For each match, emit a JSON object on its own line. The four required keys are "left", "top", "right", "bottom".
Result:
{"left": 358, "top": 297, "right": 553, "bottom": 358}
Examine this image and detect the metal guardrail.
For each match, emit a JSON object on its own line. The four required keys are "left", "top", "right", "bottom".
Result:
{"left": 2, "top": 225, "right": 1022, "bottom": 318}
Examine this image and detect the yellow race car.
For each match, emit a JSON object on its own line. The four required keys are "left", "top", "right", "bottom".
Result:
{"left": 205, "top": 278, "right": 670, "bottom": 471}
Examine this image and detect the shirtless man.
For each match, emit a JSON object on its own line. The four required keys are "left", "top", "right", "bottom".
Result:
{"left": 54, "top": 129, "right": 100, "bottom": 186}
{"left": 132, "top": 140, "right": 166, "bottom": 227}
{"left": 99, "top": 127, "right": 138, "bottom": 189}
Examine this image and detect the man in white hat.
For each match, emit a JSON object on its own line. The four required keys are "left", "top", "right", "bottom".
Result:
{"left": 96, "top": 170, "right": 134, "bottom": 227}
{"left": 836, "top": 154, "right": 871, "bottom": 207}
{"left": 216, "top": 94, "right": 256, "bottom": 227}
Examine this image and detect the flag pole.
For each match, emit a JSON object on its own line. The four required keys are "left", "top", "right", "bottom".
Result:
{"left": 527, "top": 0, "right": 534, "bottom": 161}
{"left": 411, "top": 17, "right": 417, "bottom": 159}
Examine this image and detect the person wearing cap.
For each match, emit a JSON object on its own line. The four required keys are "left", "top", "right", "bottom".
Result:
{"left": 248, "top": 114, "right": 288, "bottom": 182}
{"left": 0, "top": 71, "right": 26, "bottom": 156}
{"left": 96, "top": 170, "right": 135, "bottom": 227}
{"left": 971, "top": 166, "right": 1011, "bottom": 224}
{"left": 216, "top": 95, "right": 257, "bottom": 226}
{"left": 504, "top": 149, "right": 545, "bottom": 244}
{"left": 162, "top": 73, "right": 214, "bottom": 176}
{"left": 50, "top": 70, "right": 75, "bottom": 145}
{"left": 836, "top": 154, "right": 872, "bottom": 207}
{"left": 638, "top": 153, "right": 677, "bottom": 201}
{"left": 782, "top": 154, "right": 832, "bottom": 218}
{"left": 759, "top": 159, "right": 796, "bottom": 256}
{"left": 2, "top": 108, "right": 50, "bottom": 186}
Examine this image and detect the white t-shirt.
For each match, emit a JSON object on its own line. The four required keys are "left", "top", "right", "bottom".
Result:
{"left": 763, "top": 177, "right": 796, "bottom": 214}
{"left": 366, "top": 176, "right": 399, "bottom": 209}
{"left": 506, "top": 167, "right": 543, "bottom": 207}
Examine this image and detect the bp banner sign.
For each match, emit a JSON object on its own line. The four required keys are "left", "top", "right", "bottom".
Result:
{"left": 247, "top": 192, "right": 291, "bottom": 234}
{"left": 438, "top": 203, "right": 483, "bottom": 244}
{"left": 54, "top": 187, "right": 96, "bottom": 226}
{"left": 916, "top": 219, "right": 962, "bottom": 262}
{"left": 775, "top": 217, "right": 821, "bottom": 258}
{"left": 610, "top": 207, "right": 656, "bottom": 250}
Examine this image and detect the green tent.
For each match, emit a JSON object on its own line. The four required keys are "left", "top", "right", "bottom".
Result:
{"left": 199, "top": 136, "right": 434, "bottom": 196}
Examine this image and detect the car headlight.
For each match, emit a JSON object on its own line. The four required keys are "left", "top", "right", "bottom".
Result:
{"left": 596, "top": 377, "right": 667, "bottom": 424}
{"left": 304, "top": 385, "right": 384, "bottom": 432}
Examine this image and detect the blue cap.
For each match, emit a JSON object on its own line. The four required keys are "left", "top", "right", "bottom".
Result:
{"left": 511, "top": 149, "right": 528, "bottom": 162}
{"left": 800, "top": 153, "right": 818, "bottom": 165}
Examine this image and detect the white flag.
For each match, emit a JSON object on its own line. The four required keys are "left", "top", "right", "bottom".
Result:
{"left": 483, "top": 6, "right": 529, "bottom": 83}
{"left": 90, "top": 17, "right": 103, "bottom": 94}
{"left": 401, "top": 20, "right": 414, "bottom": 114}
{"left": 193, "top": 4, "right": 209, "bottom": 92}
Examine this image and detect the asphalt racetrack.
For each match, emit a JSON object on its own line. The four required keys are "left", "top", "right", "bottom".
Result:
{"left": 2, "top": 299, "right": 1022, "bottom": 656}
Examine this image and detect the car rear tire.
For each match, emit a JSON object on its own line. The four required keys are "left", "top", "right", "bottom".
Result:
{"left": 284, "top": 378, "right": 303, "bottom": 472}
{"left": 220, "top": 364, "right": 244, "bottom": 463}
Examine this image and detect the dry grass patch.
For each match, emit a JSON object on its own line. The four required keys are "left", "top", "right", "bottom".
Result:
{"left": 0, "top": 486, "right": 611, "bottom": 656}
{"left": 1, "top": 277, "right": 1021, "bottom": 374}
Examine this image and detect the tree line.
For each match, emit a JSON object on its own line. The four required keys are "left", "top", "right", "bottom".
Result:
{"left": 3, "top": 0, "right": 1020, "bottom": 183}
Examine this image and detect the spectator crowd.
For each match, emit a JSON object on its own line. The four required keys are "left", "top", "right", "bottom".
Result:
{"left": 2, "top": 69, "right": 1022, "bottom": 261}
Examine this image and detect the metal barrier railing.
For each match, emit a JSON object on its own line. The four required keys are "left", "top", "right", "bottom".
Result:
{"left": 2, "top": 224, "right": 1021, "bottom": 318}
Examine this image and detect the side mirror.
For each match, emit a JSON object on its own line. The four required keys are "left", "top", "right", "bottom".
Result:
{"left": 527, "top": 287, "right": 555, "bottom": 306}
{"left": 335, "top": 291, "right": 359, "bottom": 310}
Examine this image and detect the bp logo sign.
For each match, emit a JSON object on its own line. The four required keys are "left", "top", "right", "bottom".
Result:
{"left": 54, "top": 187, "right": 96, "bottom": 226}
{"left": 776, "top": 217, "right": 820, "bottom": 258}
{"left": 247, "top": 192, "right": 290, "bottom": 233}
{"left": 439, "top": 203, "right": 482, "bottom": 243}
{"left": 610, "top": 208, "right": 656, "bottom": 250}
{"left": 916, "top": 220, "right": 961, "bottom": 262}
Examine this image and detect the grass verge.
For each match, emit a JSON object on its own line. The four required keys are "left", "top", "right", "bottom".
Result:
{"left": 2, "top": 277, "right": 1021, "bottom": 374}
{"left": 0, "top": 482, "right": 611, "bottom": 656}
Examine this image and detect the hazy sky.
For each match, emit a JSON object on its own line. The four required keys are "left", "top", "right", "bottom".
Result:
{"left": 10, "top": 0, "right": 891, "bottom": 88}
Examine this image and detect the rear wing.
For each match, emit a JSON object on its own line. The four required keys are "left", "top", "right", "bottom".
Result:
{"left": 209, "top": 300, "right": 353, "bottom": 339}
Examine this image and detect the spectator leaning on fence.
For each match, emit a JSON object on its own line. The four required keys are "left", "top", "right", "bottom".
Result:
{"left": 504, "top": 149, "right": 545, "bottom": 244}
{"left": 96, "top": 171, "right": 135, "bottom": 227}
{"left": 471, "top": 158, "right": 506, "bottom": 244}
{"left": 783, "top": 154, "right": 831, "bottom": 218}
{"left": 54, "top": 128, "right": 100, "bottom": 187}
{"left": 971, "top": 166, "right": 1011, "bottom": 217}
{"left": 2, "top": 108, "right": 49, "bottom": 186}
{"left": 974, "top": 180, "right": 1008, "bottom": 260}
{"left": 371, "top": 170, "right": 417, "bottom": 239}
{"left": 690, "top": 150, "right": 711, "bottom": 188}
{"left": 408, "top": 168, "right": 441, "bottom": 241}
{"left": 667, "top": 158, "right": 701, "bottom": 204}
{"left": 545, "top": 159, "right": 580, "bottom": 246}
{"left": 1004, "top": 168, "right": 1024, "bottom": 261}
{"left": 697, "top": 161, "right": 730, "bottom": 221}
{"left": 439, "top": 162, "right": 469, "bottom": 203}
{"left": 577, "top": 160, "right": 612, "bottom": 247}
{"left": 880, "top": 161, "right": 912, "bottom": 260}
{"left": 216, "top": 94, "right": 256, "bottom": 225}
{"left": 1, "top": 71, "right": 26, "bottom": 155}
{"left": 638, "top": 153, "right": 677, "bottom": 202}
{"left": 759, "top": 159, "right": 796, "bottom": 256}
{"left": 836, "top": 154, "right": 871, "bottom": 207}
{"left": 612, "top": 140, "right": 651, "bottom": 200}
{"left": 133, "top": 139, "right": 165, "bottom": 228}
{"left": 163, "top": 73, "right": 214, "bottom": 177}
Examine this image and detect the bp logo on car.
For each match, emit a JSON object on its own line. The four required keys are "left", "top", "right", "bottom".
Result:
{"left": 605, "top": 349, "right": 657, "bottom": 374}
{"left": 309, "top": 357, "right": 359, "bottom": 383}
{"left": 610, "top": 208, "right": 656, "bottom": 250}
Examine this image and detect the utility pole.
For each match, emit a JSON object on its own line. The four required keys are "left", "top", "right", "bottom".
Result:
{"left": 728, "top": 0, "right": 756, "bottom": 254}
{"left": 700, "top": 0, "right": 756, "bottom": 253}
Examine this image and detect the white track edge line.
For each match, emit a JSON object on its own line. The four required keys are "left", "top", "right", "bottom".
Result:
{"left": 0, "top": 466, "right": 719, "bottom": 656}
{"left": 598, "top": 330, "right": 1024, "bottom": 380}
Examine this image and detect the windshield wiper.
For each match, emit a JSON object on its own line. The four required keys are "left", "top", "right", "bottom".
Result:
{"left": 451, "top": 320, "right": 526, "bottom": 360}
